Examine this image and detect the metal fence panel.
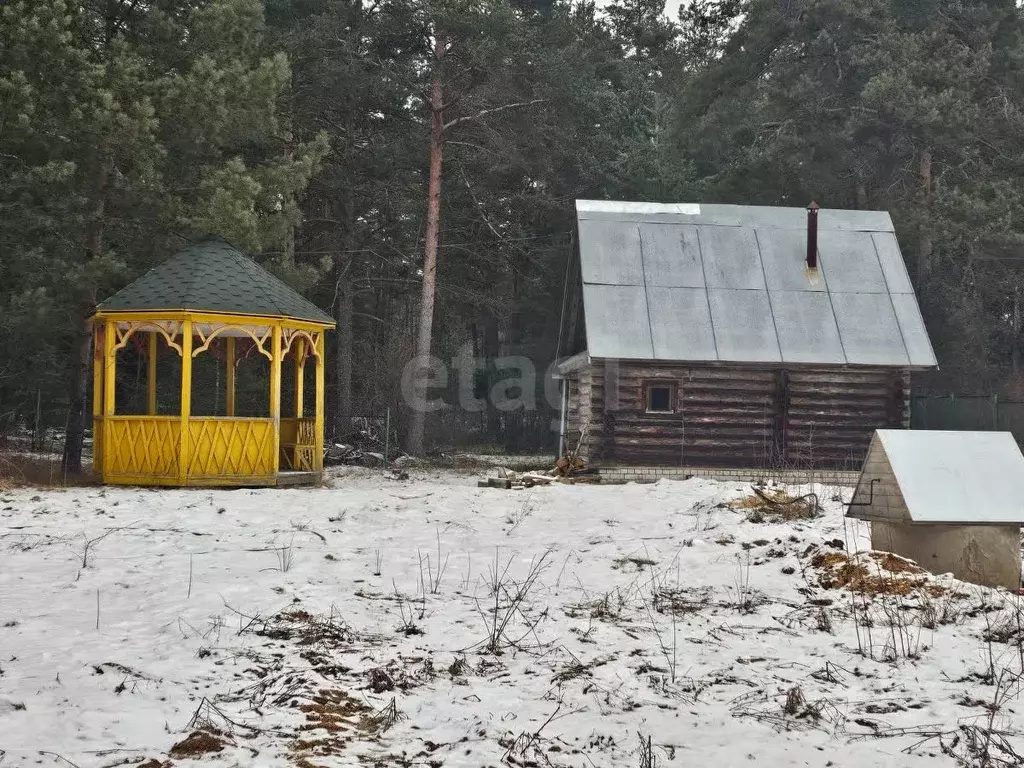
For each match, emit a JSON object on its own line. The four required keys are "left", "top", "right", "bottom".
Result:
{"left": 911, "top": 395, "right": 1024, "bottom": 449}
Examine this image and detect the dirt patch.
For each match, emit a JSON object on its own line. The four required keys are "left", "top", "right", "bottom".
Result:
{"left": 168, "top": 730, "right": 227, "bottom": 759}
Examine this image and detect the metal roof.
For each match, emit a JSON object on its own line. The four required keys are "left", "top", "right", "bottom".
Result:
{"left": 96, "top": 237, "right": 334, "bottom": 325}
{"left": 576, "top": 200, "right": 936, "bottom": 367}
{"left": 854, "top": 430, "right": 1024, "bottom": 524}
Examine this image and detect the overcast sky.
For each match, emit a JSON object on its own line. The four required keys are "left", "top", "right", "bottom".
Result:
{"left": 598, "top": 1, "right": 687, "bottom": 22}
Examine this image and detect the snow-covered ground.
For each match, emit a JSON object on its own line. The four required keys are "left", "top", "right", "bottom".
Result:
{"left": 1, "top": 469, "right": 1023, "bottom": 767}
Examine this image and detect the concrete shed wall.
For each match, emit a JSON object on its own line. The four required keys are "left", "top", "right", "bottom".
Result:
{"left": 871, "top": 521, "right": 1022, "bottom": 590}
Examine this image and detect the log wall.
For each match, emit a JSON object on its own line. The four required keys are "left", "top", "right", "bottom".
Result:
{"left": 567, "top": 361, "right": 909, "bottom": 470}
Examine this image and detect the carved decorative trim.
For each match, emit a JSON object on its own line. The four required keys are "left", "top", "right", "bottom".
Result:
{"left": 282, "top": 328, "right": 322, "bottom": 361}
{"left": 112, "top": 321, "right": 184, "bottom": 356}
{"left": 192, "top": 325, "right": 273, "bottom": 360}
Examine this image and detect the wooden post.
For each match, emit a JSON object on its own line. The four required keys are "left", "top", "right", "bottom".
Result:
{"left": 147, "top": 331, "right": 157, "bottom": 416}
{"left": 772, "top": 369, "right": 789, "bottom": 466}
{"left": 102, "top": 319, "right": 116, "bottom": 478}
{"left": 270, "top": 324, "right": 282, "bottom": 475}
{"left": 315, "top": 332, "right": 325, "bottom": 471}
{"left": 32, "top": 389, "right": 41, "bottom": 451}
{"left": 179, "top": 320, "right": 193, "bottom": 485}
{"left": 92, "top": 324, "right": 104, "bottom": 474}
{"left": 294, "top": 337, "right": 306, "bottom": 418}
{"left": 225, "top": 336, "right": 236, "bottom": 417}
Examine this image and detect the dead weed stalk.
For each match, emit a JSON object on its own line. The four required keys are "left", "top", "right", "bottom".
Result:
{"left": 475, "top": 549, "right": 552, "bottom": 656}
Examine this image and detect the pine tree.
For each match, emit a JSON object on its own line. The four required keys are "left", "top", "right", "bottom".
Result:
{"left": 679, "top": 0, "right": 1024, "bottom": 390}
{"left": 0, "top": 0, "right": 325, "bottom": 471}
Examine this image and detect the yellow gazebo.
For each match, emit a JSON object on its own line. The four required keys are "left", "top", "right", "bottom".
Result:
{"left": 91, "top": 237, "right": 335, "bottom": 486}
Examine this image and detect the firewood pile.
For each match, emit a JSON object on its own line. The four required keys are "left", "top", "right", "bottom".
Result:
{"left": 476, "top": 459, "right": 599, "bottom": 489}
{"left": 478, "top": 424, "right": 597, "bottom": 489}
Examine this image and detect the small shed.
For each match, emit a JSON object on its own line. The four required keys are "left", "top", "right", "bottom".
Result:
{"left": 556, "top": 200, "right": 937, "bottom": 469}
{"left": 847, "top": 430, "right": 1024, "bottom": 589}
{"left": 91, "top": 237, "right": 335, "bottom": 487}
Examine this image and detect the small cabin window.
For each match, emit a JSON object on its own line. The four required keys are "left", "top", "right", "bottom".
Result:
{"left": 645, "top": 383, "right": 675, "bottom": 414}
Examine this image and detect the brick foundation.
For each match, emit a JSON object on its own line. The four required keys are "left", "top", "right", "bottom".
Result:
{"left": 597, "top": 466, "right": 859, "bottom": 487}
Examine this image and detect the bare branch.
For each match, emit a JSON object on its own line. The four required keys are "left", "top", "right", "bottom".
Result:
{"left": 443, "top": 99, "right": 547, "bottom": 131}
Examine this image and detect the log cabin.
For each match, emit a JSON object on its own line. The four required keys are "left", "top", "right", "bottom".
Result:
{"left": 556, "top": 200, "right": 937, "bottom": 470}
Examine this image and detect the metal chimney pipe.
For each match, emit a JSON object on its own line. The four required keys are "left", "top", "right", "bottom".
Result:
{"left": 806, "top": 201, "right": 819, "bottom": 270}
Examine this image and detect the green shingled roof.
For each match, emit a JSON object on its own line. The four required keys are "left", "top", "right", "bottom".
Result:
{"left": 96, "top": 237, "right": 334, "bottom": 325}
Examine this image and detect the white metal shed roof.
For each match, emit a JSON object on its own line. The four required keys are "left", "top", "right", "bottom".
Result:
{"left": 869, "top": 430, "right": 1024, "bottom": 524}
{"left": 575, "top": 200, "right": 936, "bottom": 367}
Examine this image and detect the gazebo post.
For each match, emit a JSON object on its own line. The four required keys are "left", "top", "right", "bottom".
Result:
{"left": 179, "top": 319, "right": 193, "bottom": 485}
{"left": 225, "top": 336, "right": 236, "bottom": 417}
{"left": 147, "top": 332, "right": 157, "bottom": 416}
{"left": 294, "top": 338, "right": 306, "bottom": 417}
{"left": 92, "top": 324, "right": 104, "bottom": 474}
{"left": 101, "top": 319, "right": 116, "bottom": 478}
{"left": 270, "top": 324, "right": 282, "bottom": 474}
{"left": 315, "top": 332, "right": 325, "bottom": 471}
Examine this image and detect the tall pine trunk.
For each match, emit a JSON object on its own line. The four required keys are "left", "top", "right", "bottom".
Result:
{"left": 406, "top": 32, "right": 446, "bottom": 455}
{"left": 334, "top": 251, "right": 354, "bottom": 437}
{"left": 1013, "top": 282, "right": 1021, "bottom": 376}
{"left": 917, "top": 148, "right": 933, "bottom": 291}
{"left": 62, "top": 312, "right": 93, "bottom": 475}
{"left": 483, "top": 313, "right": 500, "bottom": 439}
{"left": 62, "top": 153, "right": 109, "bottom": 475}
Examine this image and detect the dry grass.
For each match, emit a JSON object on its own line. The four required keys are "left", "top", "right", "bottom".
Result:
{"left": 731, "top": 488, "right": 819, "bottom": 522}
{"left": 613, "top": 554, "right": 658, "bottom": 571}
{"left": 806, "top": 547, "right": 944, "bottom": 597}
{"left": 566, "top": 589, "right": 629, "bottom": 621}
{"left": 873, "top": 552, "right": 923, "bottom": 574}
{"left": 0, "top": 450, "right": 97, "bottom": 488}
{"left": 652, "top": 585, "right": 712, "bottom": 615}
{"left": 809, "top": 551, "right": 848, "bottom": 569}
{"left": 289, "top": 689, "right": 379, "bottom": 767}
{"left": 245, "top": 609, "right": 356, "bottom": 649}
{"left": 731, "top": 489, "right": 791, "bottom": 509}
{"left": 298, "top": 690, "right": 374, "bottom": 734}
{"left": 168, "top": 730, "right": 227, "bottom": 759}
{"left": 289, "top": 689, "right": 405, "bottom": 766}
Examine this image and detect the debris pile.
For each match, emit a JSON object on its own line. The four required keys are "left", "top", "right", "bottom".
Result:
{"left": 478, "top": 455, "right": 598, "bottom": 489}
{"left": 323, "top": 443, "right": 385, "bottom": 467}
{"left": 323, "top": 417, "right": 405, "bottom": 467}
{"left": 731, "top": 486, "right": 820, "bottom": 522}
